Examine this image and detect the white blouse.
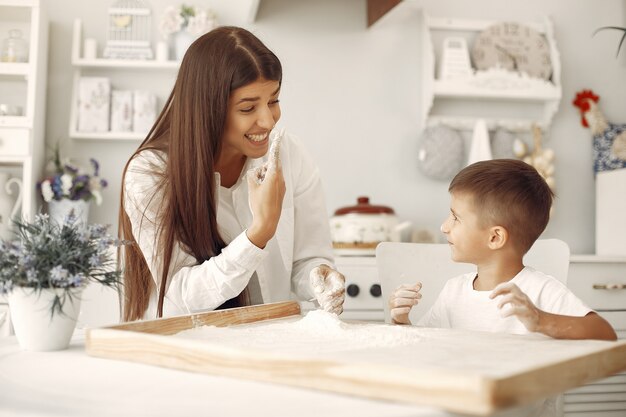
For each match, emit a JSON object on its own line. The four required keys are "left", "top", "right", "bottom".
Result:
{"left": 123, "top": 132, "right": 335, "bottom": 319}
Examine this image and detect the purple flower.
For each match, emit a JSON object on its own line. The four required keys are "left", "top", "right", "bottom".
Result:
{"left": 68, "top": 273, "right": 85, "bottom": 287}
{"left": 50, "top": 265, "right": 68, "bottom": 281}
{"left": 0, "top": 281, "right": 13, "bottom": 294}
{"left": 7, "top": 241, "right": 23, "bottom": 257}
{"left": 64, "top": 164, "right": 79, "bottom": 174}
{"left": 74, "top": 174, "right": 89, "bottom": 183}
{"left": 26, "top": 268, "right": 38, "bottom": 283}
{"left": 39, "top": 153, "right": 108, "bottom": 204}
{"left": 51, "top": 176, "right": 63, "bottom": 198}
{"left": 90, "top": 158, "right": 100, "bottom": 177}
{"left": 88, "top": 224, "right": 107, "bottom": 239}
{"left": 22, "top": 254, "right": 35, "bottom": 268}
{"left": 89, "top": 254, "right": 101, "bottom": 267}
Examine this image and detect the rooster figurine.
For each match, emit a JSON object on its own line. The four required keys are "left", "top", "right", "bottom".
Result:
{"left": 573, "top": 89, "right": 626, "bottom": 173}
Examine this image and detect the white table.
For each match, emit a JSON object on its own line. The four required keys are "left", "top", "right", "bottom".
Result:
{"left": 0, "top": 332, "right": 547, "bottom": 417}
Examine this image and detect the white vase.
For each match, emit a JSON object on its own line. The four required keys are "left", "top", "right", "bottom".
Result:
{"left": 8, "top": 287, "right": 82, "bottom": 351}
{"left": 173, "top": 30, "right": 195, "bottom": 61}
{"left": 0, "top": 172, "right": 22, "bottom": 240}
{"left": 48, "top": 199, "right": 90, "bottom": 227}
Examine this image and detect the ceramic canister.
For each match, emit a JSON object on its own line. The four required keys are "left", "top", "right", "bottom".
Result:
{"left": 330, "top": 196, "right": 411, "bottom": 249}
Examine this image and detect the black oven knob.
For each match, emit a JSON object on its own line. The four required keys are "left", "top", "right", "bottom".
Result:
{"left": 346, "top": 284, "right": 360, "bottom": 297}
{"left": 369, "top": 284, "right": 382, "bottom": 297}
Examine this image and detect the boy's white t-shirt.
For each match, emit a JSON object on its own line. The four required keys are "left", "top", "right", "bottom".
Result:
{"left": 417, "top": 266, "right": 594, "bottom": 417}
{"left": 417, "top": 266, "right": 593, "bottom": 334}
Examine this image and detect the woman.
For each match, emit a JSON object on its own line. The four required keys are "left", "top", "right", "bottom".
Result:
{"left": 119, "top": 26, "right": 344, "bottom": 321}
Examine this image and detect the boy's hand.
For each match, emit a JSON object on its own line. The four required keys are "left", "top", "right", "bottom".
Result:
{"left": 389, "top": 282, "right": 422, "bottom": 325}
{"left": 310, "top": 264, "right": 345, "bottom": 315}
{"left": 490, "top": 282, "right": 541, "bottom": 332}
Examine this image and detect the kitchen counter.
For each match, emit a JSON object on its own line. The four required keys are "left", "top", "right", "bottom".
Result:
{"left": 0, "top": 331, "right": 564, "bottom": 417}
{"left": 0, "top": 332, "right": 434, "bottom": 417}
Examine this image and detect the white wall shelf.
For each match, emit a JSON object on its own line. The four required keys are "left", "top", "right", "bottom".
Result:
{"left": 426, "top": 115, "right": 549, "bottom": 133}
{"left": 69, "top": 19, "right": 178, "bottom": 141}
{"left": 432, "top": 78, "right": 561, "bottom": 101}
{"left": 419, "top": 12, "right": 562, "bottom": 132}
{"left": 71, "top": 18, "right": 179, "bottom": 70}
{"left": 72, "top": 58, "right": 179, "bottom": 70}
{"left": 68, "top": 130, "right": 146, "bottom": 141}
{"left": 0, "top": 116, "right": 29, "bottom": 128}
{"left": 0, "top": 0, "right": 48, "bottom": 221}
{"left": 0, "top": 62, "right": 29, "bottom": 75}
{"left": 0, "top": 155, "right": 29, "bottom": 164}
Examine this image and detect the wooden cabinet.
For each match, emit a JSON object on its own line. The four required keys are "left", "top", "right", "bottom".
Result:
{"left": 0, "top": 0, "right": 47, "bottom": 219}
{"left": 564, "top": 255, "right": 626, "bottom": 417}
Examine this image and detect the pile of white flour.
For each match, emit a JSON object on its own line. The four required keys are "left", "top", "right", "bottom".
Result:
{"left": 177, "top": 310, "right": 425, "bottom": 354}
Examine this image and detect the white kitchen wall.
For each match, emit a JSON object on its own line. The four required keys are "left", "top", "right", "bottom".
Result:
{"left": 43, "top": 0, "right": 626, "bottom": 254}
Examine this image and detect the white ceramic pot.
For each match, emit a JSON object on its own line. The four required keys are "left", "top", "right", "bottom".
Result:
{"left": 48, "top": 199, "right": 90, "bottom": 228}
{"left": 8, "top": 287, "right": 82, "bottom": 351}
{"left": 330, "top": 197, "right": 412, "bottom": 250}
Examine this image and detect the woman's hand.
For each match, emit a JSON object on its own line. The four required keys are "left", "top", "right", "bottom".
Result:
{"left": 246, "top": 161, "right": 286, "bottom": 249}
{"left": 310, "top": 264, "right": 345, "bottom": 315}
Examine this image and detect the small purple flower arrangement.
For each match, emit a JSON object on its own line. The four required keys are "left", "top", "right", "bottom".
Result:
{"left": 38, "top": 146, "right": 108, "bottom": 205}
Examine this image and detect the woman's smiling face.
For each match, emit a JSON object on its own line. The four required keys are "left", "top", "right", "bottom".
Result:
{"left": 221, "top": 78, "right": 281, "bottom": 161}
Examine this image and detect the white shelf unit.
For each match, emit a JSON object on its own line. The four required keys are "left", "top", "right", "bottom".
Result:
{"left": 0, "top": 0, "right": 48, "bottom": 220}
{"left": 69, "top": 19, "right": 179, "bottom": 141}
{"left": 419, "top": 12, "right": 562, "bottom": 132}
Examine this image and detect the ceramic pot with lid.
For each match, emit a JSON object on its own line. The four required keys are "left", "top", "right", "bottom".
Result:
{"left": 330, "top": 196, "right": 412, "bottom": 252}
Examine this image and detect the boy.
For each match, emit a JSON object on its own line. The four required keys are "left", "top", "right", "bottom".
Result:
{"left": 389, "top": 159, "right": 616, "bottom": 341}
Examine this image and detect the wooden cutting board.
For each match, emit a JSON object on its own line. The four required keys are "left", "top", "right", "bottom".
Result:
{"left": 85, "top": 301, "right": 626, "bottom": 416}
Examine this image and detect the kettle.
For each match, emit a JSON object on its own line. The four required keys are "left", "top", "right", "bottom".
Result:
{"left": 330, "top": 197, "right": 412, "bottom": 252}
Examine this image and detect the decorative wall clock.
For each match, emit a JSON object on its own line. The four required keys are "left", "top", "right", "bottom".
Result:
{"left": 471, "top": 22, "right": 552, "bottom": 80}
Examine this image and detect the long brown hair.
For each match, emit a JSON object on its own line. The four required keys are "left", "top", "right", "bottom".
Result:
{"left": 119, "top": 27, "right": 283, "bottom": 321}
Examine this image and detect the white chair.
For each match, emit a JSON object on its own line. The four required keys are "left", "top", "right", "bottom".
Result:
{"left": 376, "top": 239, "right": 570, "bottom": 325}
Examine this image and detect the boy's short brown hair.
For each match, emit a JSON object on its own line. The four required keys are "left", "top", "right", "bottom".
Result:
{"left": 449, "top": 159, "right": 554, "bottom": 254}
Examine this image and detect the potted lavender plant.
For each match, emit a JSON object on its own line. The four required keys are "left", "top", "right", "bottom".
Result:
{"left": 0, "top": 213, "right": 121, "bottom": 351}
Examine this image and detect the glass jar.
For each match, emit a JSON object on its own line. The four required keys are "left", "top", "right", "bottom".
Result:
{"left": 1, "top": 29, "right": 28, "bottom": 63}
